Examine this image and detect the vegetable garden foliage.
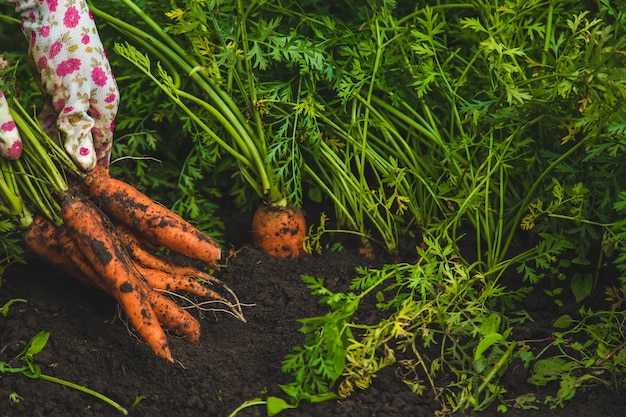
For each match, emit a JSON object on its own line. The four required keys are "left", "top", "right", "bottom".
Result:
{"left": 86, "top": 0, "right": 626, "bottom": 260}
{"left": 175, "top": 0, "right": 626, "bottom": 415}
{"left": 2, "top": 0, "right": 626, "bottom": 414}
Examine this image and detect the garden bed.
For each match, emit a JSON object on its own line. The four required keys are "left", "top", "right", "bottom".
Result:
{"left": 1, "top": 1, "right": 625, "bottom": 415}
{"left": 1, "top": 220, "right": 625, "bottom": 417}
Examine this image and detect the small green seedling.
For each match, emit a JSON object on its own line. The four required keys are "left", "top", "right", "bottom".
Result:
{"left": 0, "top": 331, "right": 129, "bottom": 415}
{"left": 133, "top": 395, "right": 147, "bottom": 407}
{"left": 0, "top": 298, "right": 26, "bottom": 317}
{"left": 227, "top": 397, "right": 297, "bottom": 417}
{"left": 8, "top": 392, "right": 23, "bottom": 404}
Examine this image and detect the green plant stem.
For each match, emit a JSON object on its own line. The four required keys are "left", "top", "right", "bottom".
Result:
{"left": 0, "top": 13, "right": 19, "bottom": 24}
{"left": 369, "top": 95, "right": 456, "bottom": 165}
{"left": 2, "top": 99, "right": 81, "bottom": 226}
{"left": 110, "top": 0, "right": 255, "bottom": 143}
{"left": 477, "top": 131, "right": 508, "bottom": 269}
{"left": 90, "top": 1, "right": 286, "bottom": 206}
{"left": 13, "top": 160, "right": 57, "bottom": 225}
{"left": 499, "top": 136, "right": 592, "bottom": 263}
{"left": 227, "top": 398, "right": 267, "bottom": 417}
{"left": 234, "top": 0, "right": 285, "bottom": 206}
{"left": 236, "top": 0, "right": 265, "bottom": 154}
{"left": 474, "top": 341, "right": 516, "bottom": 406}
{"left": 303, "top": 127, "right": 398, "bottom": 249}
{"left": 39, "top": 373, "right": 128, "bottom": 415}
{"left": 163, "top": 89, "right": 253, "bottom": 168}
{"left": 10, "top": 106, "right": 73, "bottom": 190}
{"left": 303, "top": 164, "right": 356, "bottom": 228}
{"left": 355, "top": 18, "right": 384, "bottom": 236}
{"left": 542, "top": 0, "right": 554, "bottom": 66}
{"left": 0, "top": 165, "right": 22, "bottom": 217}
{"left": 451, "top": 135, "right": 513, "bottom": 263}
{"left": 100, "top": 20, "right": 182, "bottom": 89}
{"left": 353, "top": 94, "right": 436, "bottom": 178}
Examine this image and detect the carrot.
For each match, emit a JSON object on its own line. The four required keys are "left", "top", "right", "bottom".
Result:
{"left": 61, "top": 194, "right": 173, "bottom": 362}
{"left": 133, "top": 263, "right": 227, "bottom": 301}
{"left": 23, "top": 215, "right": 115, "bottom": 292}
{"left": 23, "top": 215, "right": 94, "bottom": 287}
{"left": 115, "top": 224, "right": 222, "bottom": 284}
{"left": 114, "top": 221, "right": 159, "bottom": 252}
{"left": 23, "top": 216, "right": 66, "bottom": 268}
{"left": 24, "top": 196, "right": 247, "bottom": 357}
{"left": 115, "top": 223, "right": 246, "bottom": 322}
{"left": 26, "top": 215, "right": 204, "bottom": 344}
{"left": 83, "top": 166, "right": 221, "bottom": 267}
{"left": 146, "top": 290, "right": 201, "bottom": 343}
{"left": 252, "top": 204, "right": 306, "bottom": 258}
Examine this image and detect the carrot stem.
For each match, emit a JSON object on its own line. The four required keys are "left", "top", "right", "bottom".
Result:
{"left": 89, "top": 1, "right": 286, "bottom": 205}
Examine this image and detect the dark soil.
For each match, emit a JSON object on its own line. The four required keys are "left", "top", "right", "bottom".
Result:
{"left": 1, "top": 214, "right": 626, "bottom": 417}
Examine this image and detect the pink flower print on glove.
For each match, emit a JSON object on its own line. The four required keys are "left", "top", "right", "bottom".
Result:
{"left": 0, "top": 90, "right": 23, "bottom": 160}
{"left": 11, "top": 0, "right": 119, "bottom": 171}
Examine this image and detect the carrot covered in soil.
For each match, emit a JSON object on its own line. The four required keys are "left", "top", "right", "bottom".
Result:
{"left": 146, "top": 291, "right": 201, "bottom": 343}
{"left": 60, "top": 193, "right": 173, "bottom": 361}
{"left": 22, "top": 215, "right": 121, "bottom": 294}
{"left": 133, "top": 263, "right": 227, "bottom": 301}
{"left": 252, "top": 204, "right": 306, "bottom": 258}
{"left": 24, "top": 196, "right": 246, "bottom": 359}
{"left": 23, "top": 215, "right": 95, "bottom": 288}
{"left": 25, "top": 215, "right": 203, "bottom": 344}
{"left": 115, "top": 223, "right": 246, "bottom": 322}
{"left": 115, "top": 223, "right": 221, "bottom": 283}
{"left": 83, "top": 166, "right": 221, "bottom": 267}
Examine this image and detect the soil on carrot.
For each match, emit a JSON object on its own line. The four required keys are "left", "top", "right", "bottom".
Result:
{"left": 1, "top": 212, "right": 626, "bottom": 417}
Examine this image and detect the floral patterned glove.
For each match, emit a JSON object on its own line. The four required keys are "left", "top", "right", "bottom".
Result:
{"left": 0, "top": 90, "right": 23, "bottom": 160}
{"left": 0, "top": 55, "right": 23, "bottom": 160}
{"left": 8, "top": 0, "right": 119, "bottom": 170}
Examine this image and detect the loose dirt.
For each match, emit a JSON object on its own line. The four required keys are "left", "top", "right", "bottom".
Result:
{"left": 0, "top": 224, "right": 625, "bottom": 417}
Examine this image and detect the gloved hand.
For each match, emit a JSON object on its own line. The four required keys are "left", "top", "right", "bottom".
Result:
{"left": 0, "top": 54, "right": 23, "bottom": 159}
{"left": 5, "top": 0, "right": 119, "bottom": 170}
{"left": 0, "top": 89, "right": 23, "bottom": 160}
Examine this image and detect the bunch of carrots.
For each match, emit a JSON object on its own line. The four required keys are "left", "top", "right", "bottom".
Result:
{"left": 1, "top": 100, "right": 245, "bottom": 362}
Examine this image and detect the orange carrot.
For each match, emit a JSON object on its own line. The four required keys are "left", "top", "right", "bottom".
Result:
{"left": 61, "top": 194, "right": 173, "bottom": 361}
{"left": 115, "top": 224, "right": 244, "bottom": 320}
{"left": 22, "top": 215, "right": 116, "bottom": 292}
{"left": 25, "top": 215, "right": 204, "bottom": 344}
{"left": 23, "top": 215, "right": 92, "bottom": 287}
{"left": 252, "top": 204, "right": 306, "bottom": 258}
{"left": 146, "top": 290, "right": 200, "bottom": 343}
{"left": 115, "top": 224, "right": 221, "bottom": 284}
{"left": 83, "top": 166, "right": 221, "bottom": 267}
{"left": 133, "top": 263, "right": 227, "bottom": 301}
